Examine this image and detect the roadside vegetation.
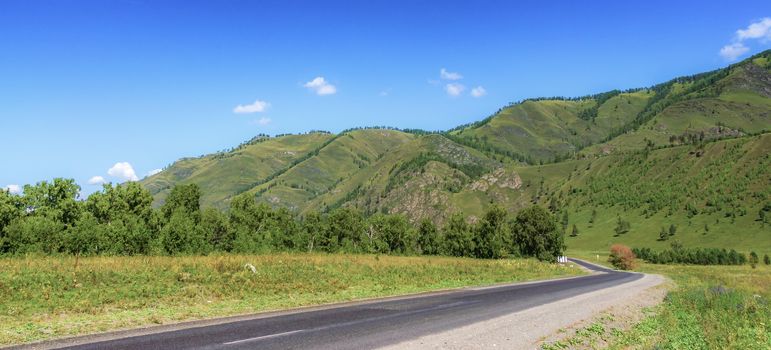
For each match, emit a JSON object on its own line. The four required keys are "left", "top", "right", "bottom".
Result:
{"left": 0, "top": 254, "right": 582, "bottom": 345}
{"left": 0, "top": 178, "right": 577, "bottom": 345}
{"left": 0, "top": 180, "right": 566, "bottom": 261}
{"left": 607, "top": 263, "right": 770, "bottom": 349}
{"left": 553, "top": 251, "right": 770, "bottom": 349}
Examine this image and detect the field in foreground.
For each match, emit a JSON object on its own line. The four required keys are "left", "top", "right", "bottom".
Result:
{"left": 550, "top": 251, "right": 771, "bottom": 349}
{"left": 0, "top": 254, "right": 582, "bottom": 346}
{"left": 609, "top": 263, "right": 771, "bottom": 349}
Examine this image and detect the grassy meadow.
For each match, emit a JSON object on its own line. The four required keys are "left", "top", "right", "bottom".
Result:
{"left": 607, "top": 263, "right": 771, "bottom": 349}
{"left": 0, "top": 253, "right": 582, "bottom": 346}
{"left": 557, "top": 251, "right": 771, "bottom": 349}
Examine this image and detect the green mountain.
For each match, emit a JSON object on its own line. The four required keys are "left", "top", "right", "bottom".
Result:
{"left": 142, "top": 50, "right": 771, "bottom": 251}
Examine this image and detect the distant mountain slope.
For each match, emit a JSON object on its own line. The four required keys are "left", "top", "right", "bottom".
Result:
{"left": 449, "top": 90, "right": 652, "bottom": 162}
{"left": 304, "top": 134, "right": 501, "bottom": 222}
{"left": 581, "top": 51, "right": 771, "bottom": 155}
{"left": 143, "top": 132, "right": 334, "bottom": 207}
{"left": 141, "top": 51, "right": 771, "bottom": 252}
{"left": 562, "top": 133, "right": 771, "bottom": 252}
{"left": 242, "top": 129, "right": 416, "bottom": 210}
{"left": 450, "top": 51, "right": 770, "bottom": 163}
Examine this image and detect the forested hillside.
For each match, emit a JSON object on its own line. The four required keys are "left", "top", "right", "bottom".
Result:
{"left": 134, "top": 50, "right": 769, "bottom": 251}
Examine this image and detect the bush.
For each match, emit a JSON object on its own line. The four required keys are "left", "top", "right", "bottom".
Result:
{"left": 608, "top": 244, "right": 637, "bottom": 270}
{"left": 4, "top": 215, "right": 65, "bottom": 254}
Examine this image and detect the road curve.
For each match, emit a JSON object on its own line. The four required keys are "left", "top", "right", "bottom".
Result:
{"left": 32, "top": 259, "right": 639, "bottom": 350}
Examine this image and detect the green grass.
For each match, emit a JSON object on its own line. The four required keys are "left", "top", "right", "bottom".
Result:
{"left": 565, "top": 206, "right": 770, "bottom": 253}
{"left": 608, "top": 263, "right": 771, "bottom": 349}
{"left": 0, "top": 254, "right": 582, "bottom": 346}
{"left": 553, "top": 251, "right": 771, "bottom": 349}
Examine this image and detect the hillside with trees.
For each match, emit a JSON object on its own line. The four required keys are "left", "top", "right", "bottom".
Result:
{"left": 4, "top": 51, "right": 767, "bottom": 255}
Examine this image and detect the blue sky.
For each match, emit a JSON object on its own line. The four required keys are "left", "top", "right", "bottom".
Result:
{"left": 1, "top": 0, "right": 770, "bottom": 196}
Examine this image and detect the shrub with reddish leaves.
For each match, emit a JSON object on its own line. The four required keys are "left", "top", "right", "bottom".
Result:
{"left": 608, "top": 244, "right": 637, "bottom": 270}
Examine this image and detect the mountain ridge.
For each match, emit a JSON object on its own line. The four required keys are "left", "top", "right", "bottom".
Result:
{"left": 141, "top": 50, "right": 771, "bottom": 251}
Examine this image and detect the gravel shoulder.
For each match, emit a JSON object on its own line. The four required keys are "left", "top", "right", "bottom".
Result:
{"left": 378, "top": 270, "right": 666, "bottom": 350}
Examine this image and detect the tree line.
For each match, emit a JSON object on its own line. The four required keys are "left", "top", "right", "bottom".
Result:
{"left": 632, "top": 245, "right": 753, "bottom": 266}
{"left": 0, "top": 179, "right": 565, "bottom": 261}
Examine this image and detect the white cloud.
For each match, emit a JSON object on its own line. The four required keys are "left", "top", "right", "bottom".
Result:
{"left": 719, "top": 17, "right": 771, "bottom": 61}
{"left": 440, "top": 68, "right": 463, "bottom": 80}
{"left": 147, "top": 169, "right": 162, "bottom": 177}
{"left": 4, "top": 184, "right": 21, "bottom": 194}
{"left": 736, "top": 17, "right": 771, "bottom": 41}
{"left": 304, "top": 77, "right": 337, "bottom": 95}
{"left": 720, "top": 42, "right": 750, "bottom": 61}
{"left": 87, "top": 176, "right": 107, "bottom": 185}
{"left": 445, "top": 83, "right": 465, "bottom": 97}
{"left": 233, "top": 100, "right": 270, "bottom": 114}
{"left": 257, "top": 117, "right": 272, "bottom": 126}
{"left": 107, "top": 162, "right": 139, "bottom": 182}
{"left": 471, "top": 86, "right": 487, "bottom": 97}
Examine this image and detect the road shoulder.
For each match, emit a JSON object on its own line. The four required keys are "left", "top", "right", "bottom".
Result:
{"left": 378, "top": 273, "right": 666, "bottom": 350}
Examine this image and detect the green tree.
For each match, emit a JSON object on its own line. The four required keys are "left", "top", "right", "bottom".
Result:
{"left": 570, "top": 224, "right": 579, "bottom": 237}
{"left": 366, "top": 214, "right": 415, "bottom": 254}
{"left": 3, "top": 215, "right": 64, "bottom": 254}
{"left": 442, "top": 213, "right": 474, "bottom": 257}
{"left": 323, "top": 207, "right": 365, "bottom": 253}
{"left": 548, "top": 196, "right": 559, "bottom": 213}
{"left": 22, "top": 178, "right": 82, "bottom": 227}
{"left": 588, "top": 209, "right": 597, "bottom": 226}
{"left": 759, "top": 207, "right": 768, "bottom": 227}
{"left": 560, "top": 211, "right": 569, "bottom": 232}
{"left": 614, "top": 217, "right": 630, "bottom": 235}
{"left": 668, "top": 224, "right": 677, "bottom": 236}
{"left": 299, "top": 211, "right": 323, "bottom": 252}
{"left": 659, "top": 227, "right": 669, "bottom": 241}
{"left": 749, "top": 251, "right": 759, "bottom": 269}
{"left": 199, "top": 208, "right": 232, "bottom": 251}
{"left": 85, "top": 182, "right": 153, "bottom": 224}
{"left": 0, "top": 190, "right": 24, "bottom": 252}
{"left": 271, "top": 207, "right": 298, "bottom": 250}
{"left": 511, "top": 205, "right": 565, "bottom": 262}
{"left": 417, "top": 219, "right": 441, "bottom": 255}
{"left": 157, "top": 208, "right": 209, "bottom": 254}
{"left": 764, "top": 254, "right": 770, "bottom": 265}
{"left": 161, "top": 183, "right": 201, "bottom": 222}
{"left": 229, "top": 195, "right": 276, "bottom": 253}
{"left": 474, "top": 205, "right": 511, "bottom": 259}
{"left": 64, "top": 212, "right": 107, "bottom": 255}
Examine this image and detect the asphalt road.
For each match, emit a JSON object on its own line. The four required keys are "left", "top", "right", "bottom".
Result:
{"left": 55, "top": 259, "right": 637, "bottom": 350}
